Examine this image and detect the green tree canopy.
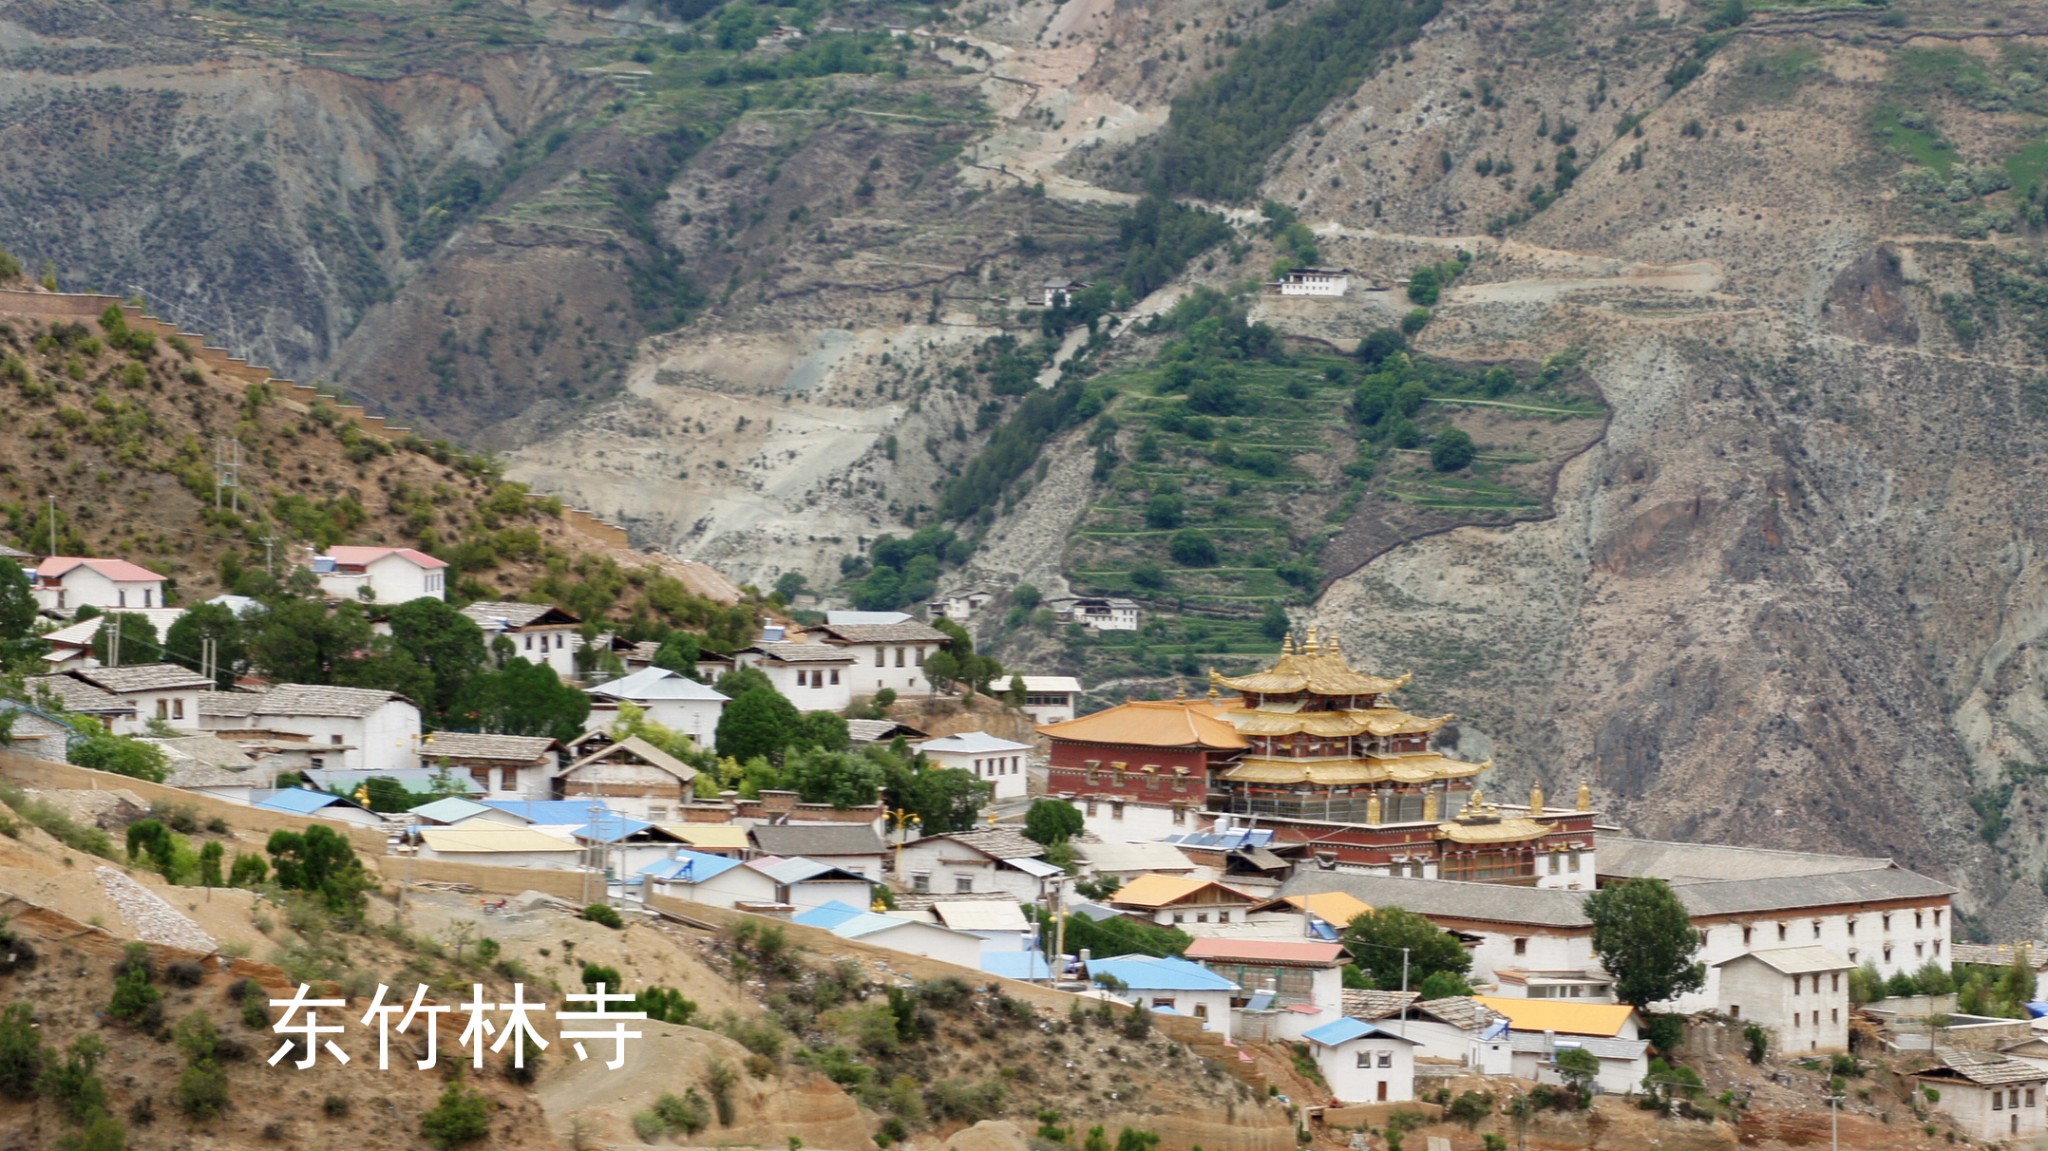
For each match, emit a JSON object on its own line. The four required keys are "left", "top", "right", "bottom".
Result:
{"left": 265, "top": 825, "right": 374, "bottom": 916}
{"left": 796, "top": 710, "right": 851, "bottom": 753}
{"left": 453, "top": 658, "right": 590, "bottom": 741}
{"left": 714, "top": 685, "right": 801, "bottom": 763}
{"left": 89, "top": 613, "right": 158, "bottom": 666}
{"left": 0, "top": 560, "right": 40, "bottom": 669}
{"left": 783, "top": 746, "right": 886, "bottom": 808}
{"left": 879, "top": 746, "right": 987, "bottom": 833}
{"left": 652, "top": 632, "right": 701, "bottom": 676}
{"left": 247, "top": 598, "right": 372, "bottom": 684}
{"left": 386, "top": 599, "right": 487, "bottom": 723}
{"left": 1023, "top": 798, "right": 1085, "bottom": 846}
{"left": 1339, "top": 906, "right": 1472, "bottom": 991}
{"left": 1429, "top": 427, "right": 1477, "bottom": 472}
{"left": 162, "top": 603, "right": 247, "bottom": 690}
{"left": 69, "top": 726, "right": 168, "bottom": 782}
{"left": 1584, "top": 877, "right": 1706, "bottom": 1009}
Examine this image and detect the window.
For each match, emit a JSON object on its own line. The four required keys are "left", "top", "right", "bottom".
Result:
{"left": 156, "top": 699, "right": 169, "bottom": 720}
{"left": 1513, "top": 938, "right": 1528, "bottom": 956}
{"left": 1812, "top": 1011, "right": 1819, "bottom": 1025}
{"left": 875, "top": 649, "right": 885, "bottom": 667}
{"left": 795, "top": 670, "right": 808, "bottom": 688}
{"left": 1152, "top": 998, "right": 1175, "bottom": 1010}
{"left": 469, "top": 768, "right": 491, "bottom": 788}
{"left": 1218, "top": 911, "right": 1230, "bottom": 923}
{"left": 1883, "top": 945, "right": 1893, "bottom": 962}
{"left": 1832, "top": 973, "right": 1841, "bottom": 992}
{"left": 1377, "top": 1051, "right": 1393, "bottom": 1068}
{"left": 2028, "top": 1089, "right": 2037, "bottom": 1108}
{"left": 1196, "top": 913, "right": 1209, "bottom": 924}
{"left": 117, "top": 590, "right": 127, "bottom": 608}
{"left": 1793, "top": 978, "right": 1801, "bottom": 997}
{"left": 895, "top": 647, "right": 906, "bottom": 668}
{"left": 1743, "top": 926, "right": 1754, "bottom": 946}
{"left": 1916, "top": 911, "right": 1925, "bottom": 929}
{"left": 331, "top": 735, "right": 343, "bottom": 745}
{"left": 524, "top": 635, "right": 534, "bottom": 650}
{"left": 1172, "top": 912, "right": 1184, "bottom": 924}
{"left": 1832, "top": 1009, "right": 1839, "bottom": 1023}
{"left": 1777, "top": 922, "right": 1789, "bottom": 942}
{"left": 501, "top": 767, "right": 517, "bottom": 791}
{"left": 955, "top": 876, "right": 974, "bottom": 894}
{"left": 143, "top": 589, "right": 153, "bottom": 607}
{"left": 830, "top": 669, "right": 840, "bottom": 685}
{"left": 1848, "top": 918, "right": 1857, "bottom": 936}
{"left": 911, "top": 872, "right": 930, "bottom": 893}
{"left": 172, "top": 699, "right": 184, "bottom": 720}
{"left": 914, "top": 648, "right": 925, "bottom": 666}
{"left": 1812, "top": 919, "right": 1823, "bottom": 939}
{"left": 1192, "top": 1004, "right": 1208, "bottom": 1020}
{"left": 1916, "top": 942, "right": 1925, "bottom": 958}
{"left": 1357, "top": 1052, "right": 1372, "bottom": 1068}
{"left": 1935, "top": 909, "right": 1944, "bottom": 927}
{"left": 1996, "top": 1092, "right": 2006, "bottom": 1112}
{"left": 1882, "top": 913, "right": 1892, "bottom": 931}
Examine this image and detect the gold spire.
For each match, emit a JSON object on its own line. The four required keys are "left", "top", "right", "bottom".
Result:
{"left": 1208, "top": 681, "right": 1219, "bottom": 702}
{"left": 1530, "top": 780, "right": 1545, "bottom": 815}
{"left": 1175, "top": 681, "right": 1187, "bottom": 702}
{"left": 1304, "top": 626, "right": 1321, "bottom": 656}
{"left": 1423, "top": 790, "right": 1440, "bottom": 822}
{"left": 1366, "top": 793, "right": 1382, "bottom": 825}
{"left": 1328, "top": 634, "right": 1342, "bottom": 657}
{"left": 1282, "top": 633, "right": 1295, "bottom": 656}
{"left": 1577, "top": 780, "right": 1592, "bottom": 812}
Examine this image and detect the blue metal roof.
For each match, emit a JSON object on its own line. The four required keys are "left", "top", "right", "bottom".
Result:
{"left": 1162, "top": 829, "right": 1276, "bottom": 851}
{"left": 409, "top": 797, "right": 499, "bottom": 824}
{"left": 637, "top": 850, "right": 744, "bottom": 884}
{"left": 981, "top": 951, "right": 1058, "bottom": 981}
{"left": 793, "top": 901, "right": 915, "bottom": 940}
{"left": 1303, "top": 1018, "right": 1417, "bottom": 1046}
{"left": 572, "top": 814, "right": 656, "bottom": 843}
{"left": 1087, "top": 955, "right": 1239, "bottom": 993}
{"left": 792, "top": 900, "right": 868, "bottom": 929}
{"left": 253, "top": 788, "right": 350, "bottom": 815}
{"left": 485, "top": 799, "right": 617, "bottom": 825}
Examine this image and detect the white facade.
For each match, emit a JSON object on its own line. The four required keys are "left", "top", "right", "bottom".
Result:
{"left": 784, "top": 876, "right": 877, "bottom": 914}
{"left": 1918, "top": 1070, "right": 2048, "bottom": 1143}
{"left": 1272, "top": 268, "right": 1350, "bottom": 297}
{"left": 124, "top": 687, "right": 206, "bottom": 734}
{"left": 927, "top": 591, "right": 993, "bottom": 623}
{"left": 1018, "top": 676, "right": 1083, "bottom": 725}
{"left": 731, "top": 646, "right": 854, "bottom": 712}
{"left": 1513, "top": 1035, "right": 1649, "bottom": 1096}
{"left": 211, "top": 690, "right": 422, "bottom": 775}
{"left": 1311, "top": 1028, "right": 1416, "bottom": 1104}
{"left": 1713, "top": 949, "right": 1852, "bottom": 1055}
{"left": 917, "top": 732, "right": 1032, "bottom": 802}
{"left": 1680, "top": 901, "right": 1950, "bottom": 1013}
{"left": 1076, "top": 797, "right": 1200, "bottom": 843}
{"left": 894, "top": 839, "right": 1051, "bottom": 903}
{"left": 32, "top": 558, "right": 167, "bottom": 616}
{"left": 649, "top": 864, "right": 780, "bottom": 909}
{"left": 837, "top": 641, "right": 936, "bottom": 697}
{"left": 586, "top": 668, "right": 729, "bottom": 750}
{"left": 313, "top": 547, "right": 448, "bottom": 604}
{"left": 1060, "top": 598, "right": 1139, "bottom": 631}
{"left": 857, "top": 921, "right": 985, "bottom": 967}
{"left": 508, "top": 628, "right": 581, "bottom": 677}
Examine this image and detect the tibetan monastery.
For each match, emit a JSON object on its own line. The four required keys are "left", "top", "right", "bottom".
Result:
{"left": 1038, "top": 628, "right": 1598, "bottom": 887}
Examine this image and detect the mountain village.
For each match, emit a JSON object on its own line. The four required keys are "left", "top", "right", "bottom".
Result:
{"left": 0, "top": 537, "right": 2037, "bottom": 1150}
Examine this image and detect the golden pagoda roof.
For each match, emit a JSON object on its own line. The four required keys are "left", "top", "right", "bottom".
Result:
{"left": 1436, "top": 817, "right": 1558, "bottom": 845}
{"left": 1226, "top": 707, "right": 1450, "bottom": 738}
{"left": 1037, "top": 698, "right": 1249, "bottom": 750}
{"left": 1220, "top": 753, "right": 1487, "bottom": 786}
{"left": 1210, "top": 628, "right": 1410, "bottom": 697}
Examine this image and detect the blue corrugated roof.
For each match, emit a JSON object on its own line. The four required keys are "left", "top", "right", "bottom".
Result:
{"left": 573, "top": 814, "right": 655, "bottom": 843}
{"left": 793, "top": 900, "right": 916, "bottom": 940}
{"left": 253, "top": 788, "right": 350, "bottom": 815}
{"left": 1162, "top": 829, "right": 1276, "bottom": 851}
{"left": 1087, "top": 955, "right": 1239, "bottom": 993}
{"left": 638, "top": 850, "right": 744, "bottom": 884}
{"left": 792, "top": 900, "right": 868, "bottom": 929}
{"left": 1303, "top": 1017, "right": 1417, "bottom": 1046}
{"left": 981, "top": 951, "right": 1057, "bottom": 981}
{"left": 485, "top": 799, "right": 617, "bottom": 824}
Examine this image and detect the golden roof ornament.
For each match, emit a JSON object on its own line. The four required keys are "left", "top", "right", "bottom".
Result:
{"left": 1328, "top": 634, "right": 1342, "bottom": 657}
{"left": 1366, "top": 793, "right": 1382, "bottom": 825}
{"left": 1577, "top": 780, "right": 1592, "bottom": 812}
{"left": 1175, "top": 681, "right": 1187, "bottom": 702}
{"left": 1305, "top": 626, "right": 1321, "bottom": 656}
{"left": 1530, "top": 780, "right": 1545, "bottom": 815}
{"left": 1282, "top": 633, "right": 1296, "bottom": 656}
{"left": 1423, "top": 790, "right": 1440, "bottom": 822}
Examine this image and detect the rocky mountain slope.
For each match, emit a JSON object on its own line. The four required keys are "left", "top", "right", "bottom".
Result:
{"left": 12, "top": 0, "right": 2048, "bottom": 934}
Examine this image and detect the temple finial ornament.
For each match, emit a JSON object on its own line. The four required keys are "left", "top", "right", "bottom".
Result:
{"left": 1305, "top": 626, "right": 1321, "bottom": 656}
{"left": 1175, "top": 681, "right": 1187, "bottom": 701}
{"left": 1366, "top": 793, "right": 1382, "bottom": 825}
{"left": 1328, "top": 634, "right": 1342, "bottom": 656}
{"left": 1424, "top": 790, "right": 1440, "bottom": 822}
{"left": 1577, "top": 780, "right": 1592, "bottom": 812}
{"left": 1282, "top": 633, "right": 1295, "bottom": 656}
{"left": 1530, "top": 780, "right": 1545, "bottom": 815}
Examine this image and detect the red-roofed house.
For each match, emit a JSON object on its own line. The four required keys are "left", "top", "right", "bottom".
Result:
{"left": 312, "top": 546, "right": 449, "bottom": 604}
{"left": 1185, "top": 938, "right": 1350, "bottom": 1039}
{"left": 32, "top": 557, "right": 167, "bottom": 616}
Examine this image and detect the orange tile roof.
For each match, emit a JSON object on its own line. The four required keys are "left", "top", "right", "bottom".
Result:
{"left": 1471, "top": 996, "right": 1638, "bottom": 1038}
{"left": 1037, "top": 699, "right": 1249, "bottom": 750}
{"left": 1184, "top": 938, "right": 1349, "bottom": 966}
{"left": 1108, "top": 874, "right": 1256, "bottom": 908}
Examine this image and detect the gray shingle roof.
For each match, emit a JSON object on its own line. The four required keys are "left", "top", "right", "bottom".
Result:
{"left": 1341, "top": 989, "right": 1420, "bottom": 1021}
{"left": 1952, "top": 942, "right": 2048, "bottom": 970}
{"left": 1672, "top": 869, "right": 1955, "bottom": 918}
{"left": 816, "top": 621, "right": 951, "bottom": 645}
{"left": 197, "top": 691, "right": 266, "bottom": 718}
{"left": 1412, "top": 997, "right": 1503, "bottom": 1032}
{"left": 249, "top": 683, "right": 415, "bottom": 718}
{"left": 149, "top": 736, "right": 258, "bottom": 769}
{"left": 1507, "top": 1033, "right": 1647, "bottom": 1060}
{"left": 751, "top": 824, "right": 886, "bottom": 858}
{"left": 70, "top": 664, "right": 214, "bottom": 693}
{"left": 1598, "top": 837, "right": 1894, "bottom": 885}
{"left": 423, "top": 732, "right": 560, "bottom": 763}
{"left": 26, "top": 675, "right": 135, "bottom": 715}
{"left": 459, "top": 601, "right": 580, "bottom": 629}
{"left": 845, "top": 719, "right": 930, "bottom": 742}
{"left": 1278, "top": 872, "right": 1594, "bottom": 928}
{"left": 924, "top": 828, "right": 1046, "bottom": 860}
{"left": 1923, "top": 1048, "right": 2048, "bottom": 1086}
{"left": 746, "top": 642, "right": 855, "bottom": 664}
{"left": 562, "top": 736, "right": 698, "bottom": 783}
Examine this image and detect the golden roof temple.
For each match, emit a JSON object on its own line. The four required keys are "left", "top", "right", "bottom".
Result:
{"left": 1207, "top": 627, "right": 1490, "bottom": 825}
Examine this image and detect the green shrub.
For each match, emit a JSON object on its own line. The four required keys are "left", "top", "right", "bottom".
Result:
{"left": 420, "top": 1081, "right": 491, "bottom": 1149}
{"left": 39, "top": 1035, "right": 108, "bottom": 1124}
{"left": 175, "top": 1059, "right": 228, "bottom": 1120}
{"left": 0, "top": 1004, "right": 43, "bottom": 1100}
{"left": 582, "top": 903, "right": 623, "bottom": 929}
{"left": 653, "top": 1089, "right": 709, "bottom": 1135}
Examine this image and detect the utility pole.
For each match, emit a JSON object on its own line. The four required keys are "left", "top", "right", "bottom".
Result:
{"left": 1826, "top": 1091, "right": 1844, "bottom": 1151}
{"left": 107, "top": 614, "right": 121, "bottom": 668}
{"left": 261, "top": 536, "right": 277, "bottom": 577}
{"left": 213, "top": 436, "right": 241, "bottom": 514}
{"left": 47, "top": 496, "right": 56, "bottom": 556}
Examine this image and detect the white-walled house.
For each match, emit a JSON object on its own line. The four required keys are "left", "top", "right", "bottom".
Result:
{"left": 585, "top": 668, "right": 728, "bottom": 750}
{"left": 63, "top": 665, "right": 212, "bottom": 734}
{"left": 1186, "top": 938, "right": 1347, "bottom": 1040}
{"left": 1303, "top": 1018, "right": 1417, "bottom": 1104}
{"left": 1913, "top": 1049, "right": 2048, "bottom": 1144}
{"left": 201, "top": 684, "right": 420, "bottom": 774}
{"left": 1954, "top": 943, "right": 2048, "bottom": 1002}
{"left": 640, "top": 851, "right": 782, "bottom": 908}
{"left": 557, "top": 732, "right": 700, "bottom": 822}
{"left": 422, "top": 733, "right": 562, "bottom": 802}
{"left": 751, "top": 824, "right": 887, "bottom": 881}
{"left": 1057, "top": 597, "right": 1139, "bottom": 631}
{"left": 915, "top": 731, "right": 1032, "bottom": 802}
{"left": 311, "top": 546, "right": 448, "bottom": 604}
{"left": 793, "top": 901, "right": 985, "bottom": 968}
{"left": 753, "top": 857, "right": 876, "bottom": 913}
{"left": 1017, "top": 676, "right": 1083, "bottom": 725}
{"left": 461, "top": 602, "right": 585, "bottom": 677}
{"left": 32, "top": 557, "right": 167, "bottom": 616}
{"left": 1269, "top": 267, "right": 1351, "bottom": 297}
{"left": 1712, "top": 947, "right": 1853, "bottom": 1055}
{"left": 1109, "top": 875, "right": 1259, "bottom": 927}
{"left": 893, "top": 828, "right": 1062, "bottom": 900}
{"left": 1086, "top": 955, "right": 1238, "bottom": 1038}
{"left": 1474, "top": 997, "right": 1647, "bottom": 1096}
{"left": 814, "top": 620, "right": 950, "bottom": 698}
{"left": 731, "top": 642, "right": 855, "bottom": 711}
{"left": 416, "top": 826, "right": 584, "bottom": 870}
{"left": 926, "top": 590, "right": 993, "bottom": 623}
